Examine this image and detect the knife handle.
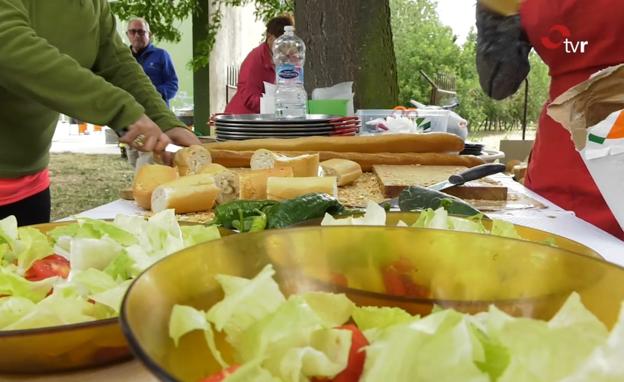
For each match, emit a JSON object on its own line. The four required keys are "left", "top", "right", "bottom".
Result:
{"left": 449, "top": 163, "right": 506, "bottom": 186}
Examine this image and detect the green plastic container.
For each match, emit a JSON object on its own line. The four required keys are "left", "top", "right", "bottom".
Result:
{"left": 307, "top": 99, "right": 349, "bottom": 116}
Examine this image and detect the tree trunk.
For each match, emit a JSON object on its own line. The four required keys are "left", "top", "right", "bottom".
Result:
{"left": 295, "top": 0, "right": 398, "bottom": 109}
{"left": 192, "top": 0, "right": 210, "bottom": 135}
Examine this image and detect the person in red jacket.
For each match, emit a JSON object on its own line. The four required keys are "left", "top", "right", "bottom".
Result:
{"left": 225, "top": 16, "right": 293, "bottom": 114}
{"left": 476, "top": 0, "right": 624, "bottom": 240}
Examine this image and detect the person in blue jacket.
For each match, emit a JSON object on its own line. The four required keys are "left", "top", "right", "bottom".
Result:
{"left": 127, "top": 18, "right": 179, "bottom": 106}
{"left": 125, "top": 17, "right": 180, "bottom": 167}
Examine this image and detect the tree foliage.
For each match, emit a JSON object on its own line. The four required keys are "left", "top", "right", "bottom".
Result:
{"left": 390, "top": 0, "right": 550, "bottom": 131}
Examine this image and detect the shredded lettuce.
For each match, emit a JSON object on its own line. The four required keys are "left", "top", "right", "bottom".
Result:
{"left": 0, "top": 210, "right": 221, "bottom": 331}
{"left": 206, "top": 264, "right": 286, "bottom": 344}
{"left": 169, "top": 268, "right": 624, "bottom": 382}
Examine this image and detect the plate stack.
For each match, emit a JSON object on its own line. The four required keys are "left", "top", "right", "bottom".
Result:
{"left": 460, "top": 142, "right": 485, "bottom": 156}
{"left": 214, "top": 114, "right": 360, "bottom": 141}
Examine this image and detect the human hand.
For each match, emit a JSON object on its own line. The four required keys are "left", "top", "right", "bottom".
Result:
{"left": 153, "top": 127, "right": 202, "bottom": 166}
{"left": 165, "top": 127, "right": 201, "bottom": 146}
{"left": 120, "top": 114, "right": 171, "bottom": 153}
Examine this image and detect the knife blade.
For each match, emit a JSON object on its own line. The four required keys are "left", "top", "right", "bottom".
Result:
{"left": 165, "top": 143, "right": 184, "bottom": 153}
{"left": 427, "top": 163, "right": 506, "bottom": 192}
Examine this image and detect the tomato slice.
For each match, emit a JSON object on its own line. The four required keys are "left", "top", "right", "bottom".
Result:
{"left": 383, "top": 263, "right": 430, "bottom": 298}
{"left": 199, "top": 365, "right": 240, "bottom": 382}
{"left": 24, "top": 254, "right": 70, "bottom": 281}
{"left": 330, "top": 272, "right": 349, "bottom": 288}
{"left": 382, "top": 265, "right": 407, "bottom": 296}
{"left": 332, "top": 324, "right": 369, "bottom": 382}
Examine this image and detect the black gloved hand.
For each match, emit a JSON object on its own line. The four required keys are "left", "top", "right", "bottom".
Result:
{"left": 476, "top": 3, "right": 533, "bottom": 100}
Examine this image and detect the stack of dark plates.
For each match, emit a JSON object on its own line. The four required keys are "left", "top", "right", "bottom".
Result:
{"left": 214, "top": 114, "right": 360, "bottom": 141}
{"left": 460, "top": 142, "right": 485, "bottom": 156}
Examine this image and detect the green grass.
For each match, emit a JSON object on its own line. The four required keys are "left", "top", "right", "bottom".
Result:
{"left": 49, "top": 153, "right": 134, "bottom": 221}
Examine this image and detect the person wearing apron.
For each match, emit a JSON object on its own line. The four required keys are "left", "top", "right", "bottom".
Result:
{"left": 476, "top": 0, "right": 624, "bottom": 240}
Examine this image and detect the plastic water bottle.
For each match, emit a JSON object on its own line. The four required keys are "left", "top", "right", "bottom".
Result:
{"left": 273, "top": 26, "right": 307, "bottom": 118}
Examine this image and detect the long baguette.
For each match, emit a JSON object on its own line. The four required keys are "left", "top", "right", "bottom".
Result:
{"left": 203, "top": 133, "right": 464, "bottom": 154}
{"left": 209, "top": 149, "right": 485, "bottom": 171}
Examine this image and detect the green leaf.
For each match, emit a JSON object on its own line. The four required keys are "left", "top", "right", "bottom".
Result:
{"left": 361, "top": 309, "right": 489, "bottom": 382}
{"left": 15, "top": 227, "right": 54, "bottom": 273}
{"left": 0, "top": 268, "right": 58, "bottom": 302}
{"left": 353, "top": 306, "right": 415, "bottom": 331}
{"left": 181, "top": 224, "right": 221, "bottom": 246}
{"left": 206, "top": 264, "right": 286, "bottom": 344}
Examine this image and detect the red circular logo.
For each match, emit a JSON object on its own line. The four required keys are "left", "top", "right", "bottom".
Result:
{"left": 541, "top": 24, "right": 572, "bottom": 49}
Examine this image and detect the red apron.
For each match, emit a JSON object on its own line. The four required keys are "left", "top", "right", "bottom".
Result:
{"left": 520, "top": 0, "right": 624, "bottom": 239}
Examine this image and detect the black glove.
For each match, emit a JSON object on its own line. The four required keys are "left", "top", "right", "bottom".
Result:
{"left": 476, "top": 3, "right": 532, "bottom": 100}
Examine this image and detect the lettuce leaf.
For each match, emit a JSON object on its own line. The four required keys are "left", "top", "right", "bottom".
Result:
{"left": 2, "top": 292, "right": 96, "bottom": 330}
{"left": 561, "top": 302, "right": 624, "bottom": 381}
{"left": 486, "top": 293, "right": 609, "bottom": 382}
{"left": 0, "top": 296, "right": 36, "bottom": 328}
{"left": 361, "top": 309, "right": 489, "bottom": 382}
{"left": 353, "top": 306, "right": 415, "bottom": 331}
{"left": 262, "top": 327, "right": 351, "bottom": 381}
{"left": 15, "top": 227, "right": 54, "bottom": 274}
{"left": 181, "top": 224, "right": 221, "bottom": 247}
{"left": 0, "top": 268, "right": 59, "bottom": 302}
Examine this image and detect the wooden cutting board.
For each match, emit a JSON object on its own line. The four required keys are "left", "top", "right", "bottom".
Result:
{"left": 372, "top": 164, "right": 508, "bottom": 200}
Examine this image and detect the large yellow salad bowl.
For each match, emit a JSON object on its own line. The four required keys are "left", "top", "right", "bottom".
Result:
{"left": 120, "top": 226, "right": 624, "bottom": 382}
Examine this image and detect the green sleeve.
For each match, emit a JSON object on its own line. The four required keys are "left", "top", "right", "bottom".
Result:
{"left": 0, "top": 0, "right": 144, "bottom": 131}
{"left": 93, "top": 0, "right": 185, "bottom": 132}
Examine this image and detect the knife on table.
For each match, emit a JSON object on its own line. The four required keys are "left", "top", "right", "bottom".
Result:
{"left": 428, "top": 163, "right": 506, "bottom": 192}
{"left": 381, "top": 163, "right": 507, "bottom": 209}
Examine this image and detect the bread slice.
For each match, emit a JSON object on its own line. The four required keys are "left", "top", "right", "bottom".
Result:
{"left": 250, "top": 149, "right": 319, "bottom": 177}
{"left": 132, "top": 164, "right": 178, "bottom": 210}
{"left": 213, "top": 170, "right": 240, "bottom": 204}
{"left": 174, "top": 145, "right": 212, "bottom": 176}
{"left": 197, "top": 163, "right": 228, "bottom": 175}
{"left": 320, "top": 158, "right": 362, "bottom": 186}
{"left": 151, "top": 173, "right": 220, "bottom": 213}
{"left": 239, "top": 167, "right": 294, "bottom": 200}
{"left": 267, "top": 176, "right": 337, "bottom": 201}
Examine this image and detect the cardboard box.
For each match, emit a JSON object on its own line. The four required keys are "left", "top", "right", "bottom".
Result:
{"left": 548, "top": 64, "right": 624, "bottom": 231}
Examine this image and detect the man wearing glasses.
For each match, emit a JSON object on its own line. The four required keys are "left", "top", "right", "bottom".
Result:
{"left": 127, "top": 18, "right": 179, "bottom": 107}
{"left": 124, "top": 18, "right": 180, "bottom": 168}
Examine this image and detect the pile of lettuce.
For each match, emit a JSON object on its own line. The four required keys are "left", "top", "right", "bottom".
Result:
{"left": 171, "top": 264, "right": 624, "bottom": 382}
{"left": 321, "top": 201, "right": 522, "bottom": 239}
{"left": 0, "top": 210, "right": 220, "bottom": 330}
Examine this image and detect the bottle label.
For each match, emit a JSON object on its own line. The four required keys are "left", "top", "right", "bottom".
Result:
{"left": 276, "top": 64, "right": 304, "bottom": 84}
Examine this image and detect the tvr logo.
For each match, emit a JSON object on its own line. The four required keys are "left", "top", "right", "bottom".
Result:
{"left": 541, "top": 24, "right": 589, "bottom": 54}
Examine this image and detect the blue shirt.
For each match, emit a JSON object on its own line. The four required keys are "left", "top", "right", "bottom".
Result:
{"left": 132, "top": 44, "right": 178, "bottom": 106}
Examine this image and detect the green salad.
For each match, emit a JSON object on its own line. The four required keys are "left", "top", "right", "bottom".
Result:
{"left": 322, "top": 201, "right": 523, "bottom": 239}
{"left": 0, "top": 210, "right": 220, "bottom": 330}
{"left": 171, "top": 265, "right": 624, "bottom": 382}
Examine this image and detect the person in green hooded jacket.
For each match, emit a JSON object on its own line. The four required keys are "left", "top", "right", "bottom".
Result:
{"left": 0, "top": 0, "right": 201, "bottom": 226}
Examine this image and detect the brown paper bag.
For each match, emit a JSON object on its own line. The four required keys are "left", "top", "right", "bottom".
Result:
{"left": 547, "top": 63, "right": 624, "bottom": 150}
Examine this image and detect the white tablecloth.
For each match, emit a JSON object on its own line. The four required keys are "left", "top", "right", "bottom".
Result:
{"left": 72, "top": 175, "right": 624, "bottom": 267}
